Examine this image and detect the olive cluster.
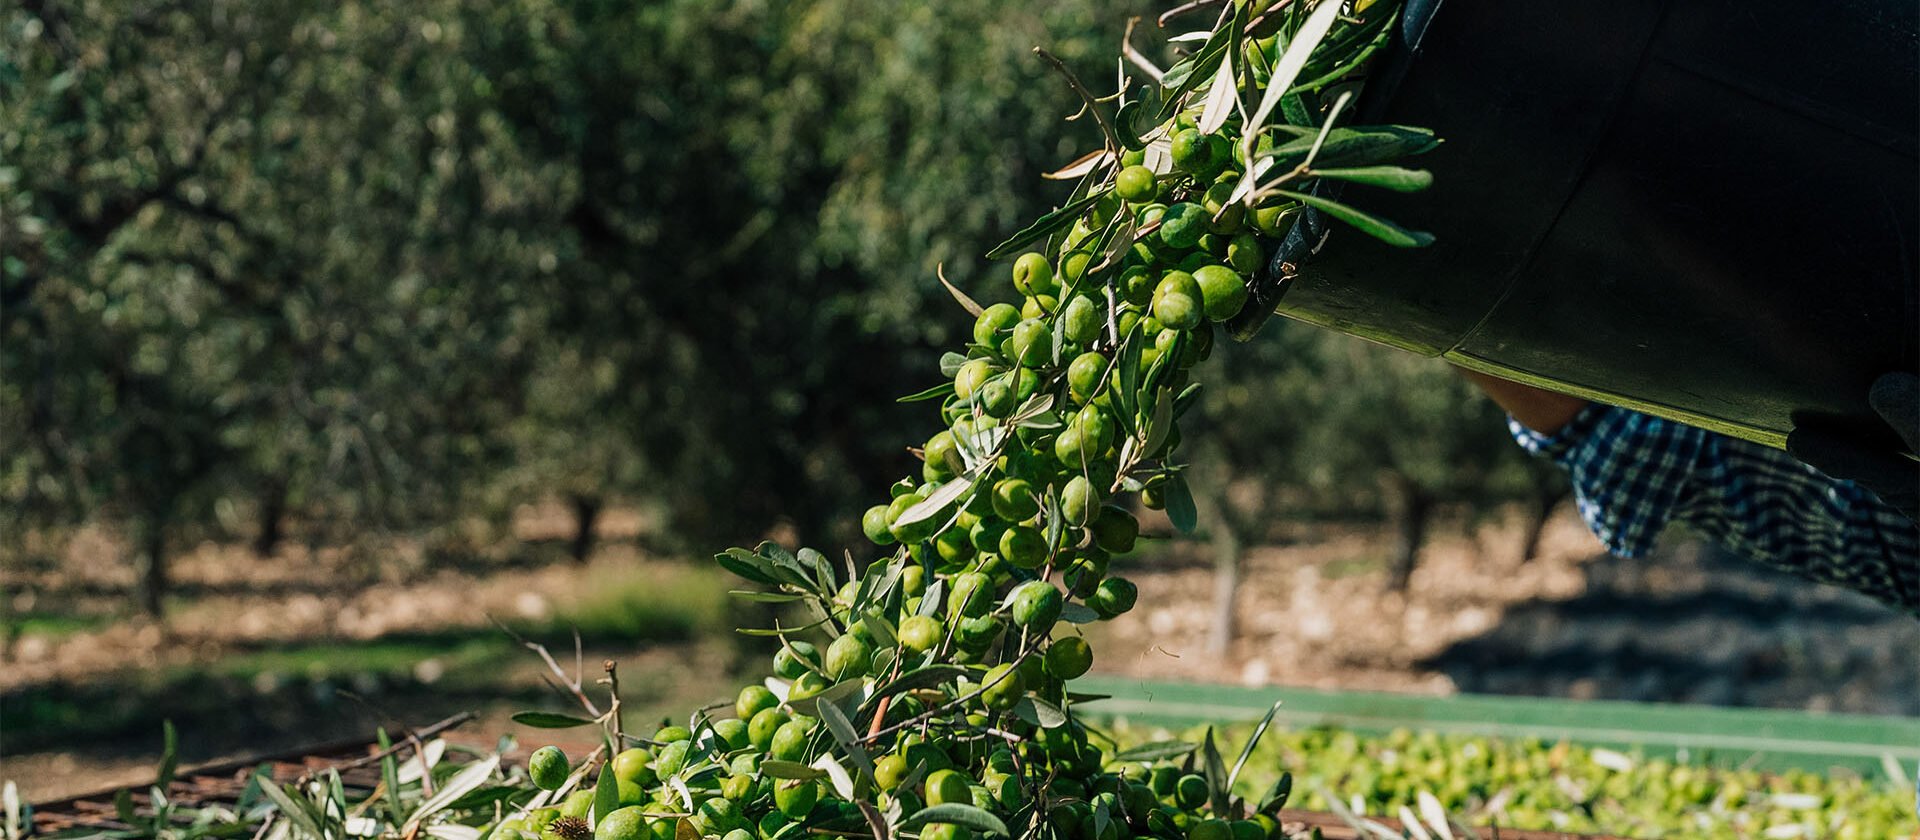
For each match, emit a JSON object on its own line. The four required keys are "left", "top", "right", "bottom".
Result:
{"left": 496, "top": 4, "right": 1396, "bottom": 838}
{"left": 501, "top": 110, "right": 1312, "bottom": 840}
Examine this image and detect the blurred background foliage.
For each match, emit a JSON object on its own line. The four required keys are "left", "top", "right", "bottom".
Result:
{"left": 0, "top": 0, "right": 1557, "bottom": 618}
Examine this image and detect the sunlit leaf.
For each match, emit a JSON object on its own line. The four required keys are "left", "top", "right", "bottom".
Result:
{"left": 898, "top": 804, "right": 1009, "bottom": 836}
{"left": 897, "top": 382, "right": 956, "bottom": 404}
{"left": 1273, "top": 189, "right": 1435, "bottom": 248}
{"left": 985, "top": 192, "right": 1108, "bottom": 260}
{"left": 1111, "top": 741, "right": 1198, "bottom": 762}
{"left": 510, "top": 712, "right": 599, "bottom": 729}
{"left": 1309, "top": 165, "right": 1434, "bottom": 193}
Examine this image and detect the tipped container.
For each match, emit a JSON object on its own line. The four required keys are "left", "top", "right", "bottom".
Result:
{"left": 1231, "top": 0, "right": 1919, "bottom": 452}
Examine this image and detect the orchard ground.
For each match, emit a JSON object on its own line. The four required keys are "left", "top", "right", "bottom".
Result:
{"left": 4, "top": 501, "right": 1915, "bottom": 803}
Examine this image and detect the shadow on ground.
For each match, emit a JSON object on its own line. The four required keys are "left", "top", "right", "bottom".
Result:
{"left": 1418, "top": 541, "right": 1920, "bottom": 715}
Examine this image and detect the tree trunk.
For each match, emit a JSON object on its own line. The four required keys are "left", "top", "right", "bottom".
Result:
{"left": 1385, "top": 476, "right": 1433, "bottom": 592}
{"left": 135, "top": 509, "right": 170, "bottom": 618}
{"left": 1194, "top": 486, "right": 1241, "bottom": 656}
{"left": 570, "top": 493, "right": 602, "bottom": 564}
{"left": 1517, "top": 481, "right": 1570, "bottom": 563}
{"left": 254, "top": 479, "right": 287, "bottom": 558}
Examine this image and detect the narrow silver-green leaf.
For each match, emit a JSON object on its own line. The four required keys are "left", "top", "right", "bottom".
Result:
{"left": 1111, "top": 741, "right": 1198, "bottom": 763}
{"left": 714, "top": 548, "right": 778, "bottom": 586}
{"left": 156, "top": 719, "right": 179, "bottom": 790}
{"left": 1308, "top": 165, "right": 1434, "bottom": 193}
{"left": 758, "top": 761, "right": 826, "bottom": 781}
{"left": 1202, "top": 728, "right": 1231, "bottom": 816}
{"left": 511, "top": 711, "right": 599, "bottom": 729}
{"left": 985, "top": 192, "right": 1109, "bottom": 260}
{"left": 814, "top": 696, "right": 876, "bottom": 787}
{"left": 899, "top": 804, "right": 1009, "bottom": 836}
{"left": 1013, "top": 696, "right": 1068, "bottom": 729}
{"left": 254, "top": 777, "right": 324, "bottom": 840}
{"left": 1273, "top": 188, "right": 1435, "bottom": 248}
{"left": 811, "top": 754, "right": 857, "bottom": 802}
{"left": 890, "top": 477, "right": 974, "bottom": 533}
{"left": 897, "top": 382, "right": 956, "bottom": 404}
{"left": 591, "top": 762, "right": 620, "bottom": 826}
{"left": 1258, "top": 771, "right": 1294, "bottom": 814}
{"left": 410, "top": 755, "right": 499, "bottom": 827}
{"left": 784, "top": 678, "right": 865, "bottom": 718}
{"left": 1228, "top": 700, "right": 1285, "bottom": 790}
{"left": 1060, "top": 603, "right": 1100, "bottom": 625}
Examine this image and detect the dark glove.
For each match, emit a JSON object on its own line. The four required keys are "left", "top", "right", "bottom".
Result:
{"left": 1786, "top": 372, "right": 1919, "bottom": 522}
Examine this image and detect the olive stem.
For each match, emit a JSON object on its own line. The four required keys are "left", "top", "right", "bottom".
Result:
{"left": 1034, "top": 48, "right": 1121, "bottom": 153}
{"left": 857, "top": 644, "right": 1040, "bottom": 746}
{"left": 602, "top": 660, "right": 623, "bottom": 744}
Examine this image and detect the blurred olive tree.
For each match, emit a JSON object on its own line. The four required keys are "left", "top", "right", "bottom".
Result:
{"left": 1, "top": 0, "right": 1553, "bottom": 618}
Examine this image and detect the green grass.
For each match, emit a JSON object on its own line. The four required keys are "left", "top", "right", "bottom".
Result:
{"left": 1318, "top": 553, "right": 1383, "bottom": 579}
{"left": 8, "top": 611, "right": 116, "bottom": 638}
{"left": 525, "top": 564, "right": 731, "bottom": 643}
{"left": 199, "top": 635, "right": 517, "bottom": 683}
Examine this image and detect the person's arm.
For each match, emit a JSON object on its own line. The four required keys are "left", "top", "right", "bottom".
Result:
{"left": 1456, "top": 369, "right": 1587, "bottom": 436}
{"left": 1462, "top": 369, "right": 1920, "bottom": 615}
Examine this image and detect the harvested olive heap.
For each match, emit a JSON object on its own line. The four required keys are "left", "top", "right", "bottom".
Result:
{"left": 493, "top": 4, "right": 1911, "bottom": 840}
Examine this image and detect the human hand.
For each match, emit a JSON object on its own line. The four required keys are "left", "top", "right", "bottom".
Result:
{"left": 1787, "top": 372, "right": 1919, "bottom": 521}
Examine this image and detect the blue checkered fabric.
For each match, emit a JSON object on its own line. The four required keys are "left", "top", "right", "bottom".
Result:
{"left": 1509, "top": 404, "right": 1920, "bottom": 616}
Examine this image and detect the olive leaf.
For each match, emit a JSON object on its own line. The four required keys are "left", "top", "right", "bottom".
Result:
{"left": 1272, "top": 188, "right": 1435, "bottom": 248}
{"left": 1111, "top": 741, "right": 1198, "bottom": 763}
{"left": 155, "top": 719, "right": 179, "bottom": 790}
{"left": 1164, "top": 474, "right": 1198, "bottom": 534}
{"left": 1245, "top": 0, "right": 1344, "bottom": 147}
{"left": 811, "top": 755, "right": 857, "bottom": 802}
{"left": 889, "top": 476, "right": 974, "bottom": 535}
{"left": 510, "top": 712, "right": 599, "bottom": 729}
{"left": 866, "top": 664, "right": 967, "bottom": 704}
{"left": 899, "top": 804, "right": 1009, "bottom": 837}
{"left": 815, "top": 700, "right": 876, "bottom": 789}
{"left": 1139, "top": 387, "right": 1175, "bottom": 458}
{"left": 715, "top": 548, "right": 778, "bottom": 586}
{"left": 1308, "top": 165, "right": 1434, "bottom": 192}
{"left": 1264, "top": 126, "right": 1439, "bottom": 170}
{"left": 376, "top": 730, "right": 403, "bottom": 824}
{"left": 1043, "top": 149, "right": 1114, "bottom": 181}
{"left": 409, "top": 756, "right": 499, "bottom": 829}
{"left": 896, "top": 382, "right": 955, "bottom": 404}
{"left": 1060, "top": 603, "right": 1100, "bottom": 625}
{"left": 916, "top": 580, "right": 946, "bottom": 618}
{"left": 1228, "top": 700, "right": 1285, "bottom": 791}
{"left": 784, "top": 678, "right": 867, "bottom": 718}
{"left": 1159, "top": 16, "right": 1235, "bottom": 112}
{"left": 757, "top": 761, "right": 826, "bottom": 781}
{"left": 1172, "top": 382, "right": 1204, "bottom": 419}
{"left": 857, "top": 608, "right": 898, "bottom": 651}
{"left": 984, "top": 191, "right": 1108, "bottom": 260}
{"left": 1013, "top": 696, "right": 1068, "bottom": 729}
{"left": 935, "top": 263, "right": 984, "bottom": 316}
{"left": 1257, "top": 771, "right": 1294, "bottom": 814}
{"left": 1196, "top": 59, "right": 1238, "bottom": 136}
{"left": 254, "top": 776, "right": 325, "bottom": 840}
{"left": 1202, "top": 729, "right": 1231, "bottom": 817}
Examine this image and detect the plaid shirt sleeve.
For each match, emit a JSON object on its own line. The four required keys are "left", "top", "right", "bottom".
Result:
{"left": 1508, "top": 404, "right": 1920, "bottom": 616}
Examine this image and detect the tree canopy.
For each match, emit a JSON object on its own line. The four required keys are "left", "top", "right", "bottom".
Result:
{"left": 1, "top": 0, "right": 1551, "bottom": 614}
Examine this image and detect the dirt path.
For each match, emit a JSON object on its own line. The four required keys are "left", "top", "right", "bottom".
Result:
{"left": 1097, "top": 508, "right": 1920, "bottom": 715}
